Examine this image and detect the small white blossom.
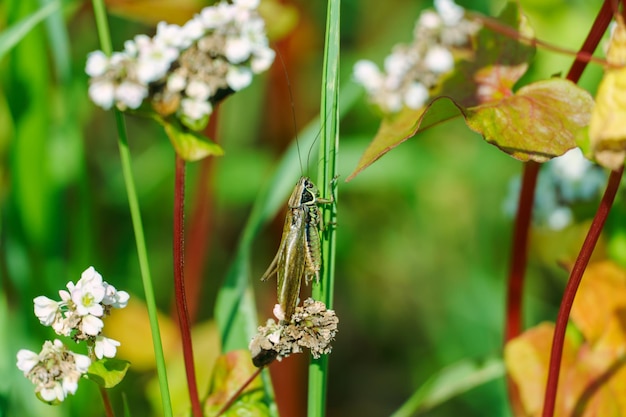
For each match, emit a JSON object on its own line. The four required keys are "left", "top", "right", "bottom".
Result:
{"left": 404, "top": 82, "right": 429, "bottom": 109}
{"left": 547, "top": 206, "right": 573, "bottom": 230}
{"left": 85, "top": 51, "right": 109, "bottom": 77}
{"left": 71, "top": 272, "right": 105, "bottom": 317}
{"left": 181, "top": 98, "right": 212, "bottom": 120}
{"left": 435, "top": 0, "right": 465, "bottom": 26}
{"left": 273, "top": 304, "right": 285, "bottom": 321}
{"left": 81, "top": 314, "right": 104, "bottom": 336}
{"left": 234, "top": 0, "right": 260, "bottom": 9}
{"left": 353, "top": 60, "right": 383, "bottom": 93}
{"left": 156, "top": 22, "right": 190, "bottom": 49}
{"left": 226, "top": 65, "right": 253, "bottom": 91}
{"left": 424, "top": 45, "right": 454, "bottom": 73}
{"left": 200, "top": 4, "right": 235, "bottom": 29}
{"left": 16, "top": 349, "right": 40, "bottom": 374}
{"left": 225, "top": 37, "right": 253, "bottom": 64}
{"left": 167, "top": 72, "right": 187, "bottom": 92}
{"left": 251, "top": 46, "right": 275, "bottom": 73}
{"left": 102, "top": 282, "right": 130, "bottom": 308}
{"left": 88, "top": 80, "right": 116, "bottom": 110}
{"left": 418, "top": 10, "right": 442, "bottom": 30}
{"left": 136, "top": 43, "right": 179, "bottom": 84}
{"left": 181, "top": 17, "right": 205, "bottom": 43}
{"left": 186, "top": 79, "right": 213, "bottom": 101}
{"left": 33, "top": 296, "right": 59, "bottom": 326}
{"left": 115, "top": 81, "right": 148, "bottom": 110}
{"left": 95, "top": 336, "right": 121, "bottom": 359}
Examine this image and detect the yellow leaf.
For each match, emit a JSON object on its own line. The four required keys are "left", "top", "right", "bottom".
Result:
{"left": 589, "top": 16, "right": 626, "bottom": 170}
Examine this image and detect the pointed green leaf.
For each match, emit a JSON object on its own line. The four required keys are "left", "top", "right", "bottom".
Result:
{"left": 159, "top": 118, "right": 224, "bottom": 161}
{"left": 465, "top": 78, "right": 593, "bottom": 162}
{"left": 86, "top": 357, "right": 131, "bottom": 388}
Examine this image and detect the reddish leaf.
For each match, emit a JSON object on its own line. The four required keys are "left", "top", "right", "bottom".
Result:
{"left": 465, "top": 78, "right": 593, "bottom": 162}
{"left": 506, "top": 262, "right": 626, "bottom": 417}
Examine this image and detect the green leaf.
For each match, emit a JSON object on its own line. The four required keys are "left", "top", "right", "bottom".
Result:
{"left": 0, "top": 0, "right": 60, "bottom": 60}
{"left": 86, "top": 357, "right": 131, "bottom": 388}
{"left": 348, "top": 1, "right": 536, "bottom": 180}
{"left": 390, "top": 357, "right": 505, "bottom": 417}
{"left": 465, "top": 78, "right": 594, "bottom": 162}
{"left": 159, "top": 118, "right": 224, "bottom": 161}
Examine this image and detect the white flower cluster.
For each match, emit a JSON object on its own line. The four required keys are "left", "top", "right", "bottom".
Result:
{"left": 16, "top": 266, "right": 129, "bottom": 403}
{"left": 17, "top": 340, "right": 91, "bottom": 404}
{"left": 503, "top": 148, "right": 607, "bottom": 230}
{"left": 86, "top": 0, "right": 274, "bottom": 130}
{"left": 353, "top": 0, "right": 480, "bottom": 113}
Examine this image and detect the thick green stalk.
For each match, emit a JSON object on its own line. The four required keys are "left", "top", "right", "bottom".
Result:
{"left": 90, "top": 3, "right": 173, "bottom": 416}
{"left": 308, "top": 0, "right": 340, "bottom": 415}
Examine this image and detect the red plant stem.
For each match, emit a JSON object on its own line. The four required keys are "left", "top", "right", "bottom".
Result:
{"left": 184, "top": 108, "right": 219, "bottom": 322}
{"left": 505, "top": 161, "right": 540, "bottom": 344}
{"left": 99, "top": 386, "right": 115, "bottom": 417}
{"left": 540, "top": 2, "right": 616, "bottom": 416}
{"left": 173, "top": 154, "right": 202, "bottom": 417}
{"left": 541, "top": 167, "right": 623, "bottom": 417}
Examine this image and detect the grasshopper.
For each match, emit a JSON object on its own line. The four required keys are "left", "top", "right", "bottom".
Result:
{"left": 261, "top": 176, "right": 333, "bottom": 323}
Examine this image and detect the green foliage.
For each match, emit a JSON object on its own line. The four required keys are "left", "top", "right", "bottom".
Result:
{"left": 87, "top": 358, "right": 131, "bottom": 389}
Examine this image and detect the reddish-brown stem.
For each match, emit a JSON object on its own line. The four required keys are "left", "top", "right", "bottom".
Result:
{"left": 541, "top": 167, "right": 623, "bottom": 417}
{"left": 539, "top": 2, "right": 616, "bottom": 416}
{"left": 99, "top": 386, "right": 115, "bottom": 417}
{"left": 215, "top": 367, "right": 264, "bottom": 417}
{"left": 173, "top": 154, "right": 202, "bottom": 417}
{"left": 183, "top": 108, "right": 220, "bottom": 322}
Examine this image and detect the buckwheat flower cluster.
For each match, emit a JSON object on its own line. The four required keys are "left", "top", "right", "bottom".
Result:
{"left": 17, "top": 267, "right": 129, "bottom": 403}
{"left": 86, "top": 0, "right": 274, "bottom": 130}
{"left": 353, "top": 0, "right": 481, "bottom": 113}
{"left": 249, "top": 298, "right": 339, "bottom": 367}
{"left": 503, "top": 148, "right": 607, "bottom": 230}
{"left": 16, "top": 340, "right": 91, "bottom": 404}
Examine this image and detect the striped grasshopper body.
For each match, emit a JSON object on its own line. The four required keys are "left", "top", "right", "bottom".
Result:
{"left": 261, "top": 177, "right": 332, "bottom": 323}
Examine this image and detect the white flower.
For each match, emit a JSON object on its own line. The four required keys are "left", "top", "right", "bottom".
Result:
{"left": 251, "top": 46, "right": 275, "bottom": 73}
{"left": 551, "top": 147, "right": 590, "bottom": 182}
{"left": 181, "top": 17, "right": 205, "bottom": 44}
{"left": 435, "top": 0, "right": 465, "bottom": 26}
{"left": 384, "top": 52, "right": 411, "bottom": 79}
{"left": 234, "top": 0, "right": 260, "bottom": 9}
{"left": 115, "top": 81, "right": 148, "bottom": 109}
{"left": 88, "top": 80, "right": 116, "bottom": 110}
{"left": 85, "top": 51, "right": 109, "bottom": 77}
{"left": 181, "top": 98, "right": 212, "bottom": 120}
{"left": 136, "top": 42, "right": 179, "bottom": 84}
{"left": 155, "top": 21, "right": 190, "bottom": 49}
{"left": 167, "top": 72, "right": 187, "bottom": 92}
{"left": 382, "top": 93, "right": 403, "bottom": 113}
{"left": 225, "top": 37, "right": 253, "bottom": 64}
{"left": 418, "top": 10, "right": 442, "bottom": 30}
{"left": 547, "top": 206, "right": 573, "bottom": 230}
{"left": 71, "top": 278, "right": 105, "bottom": 317}
{"left": 424, "top": 45, "right": 454, "bottom": 73}
{"left": 102, "top": 282, "right": 130, "bottom": 309}
{"left": 185, "top": 79, "right": 213, "bottom": 101}
{"left": 353, "top": 60, "right": 383, "bottom": 93}
{"left": 80, "top": 314, "right": 104, "bottom": 336}
{"left": 95, "top": 336, "right": 121, "bottom": 359}
{"left": 51, "top": 316, "right": 72, "bottom": 337}
{"left": 73, "top": 353, "right": 91, "bottom": 373}
{"left": 40, "top": 383, "right": 65, "bottom": 403}
{"left": 404, "top": 82, "right": 429, "bottom": 109}
{"left": 226, "top": 65, "right": 253, "bottom": 91}
{"left": 16, "top": 349, "right": 40, "bottom": 374}
{"left": 33, "top": 296, "right": 59, "bottom": 326}
{"left": 200, "top": 3, "right": 235, "bottom": 29}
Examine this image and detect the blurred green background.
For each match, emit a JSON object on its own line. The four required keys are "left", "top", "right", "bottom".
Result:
{"left": 1, "top": 0, "right": 621, "bottom": 416}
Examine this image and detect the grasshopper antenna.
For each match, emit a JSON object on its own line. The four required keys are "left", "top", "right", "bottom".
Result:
{"left": 275, "top": 47, "right": 305, "bottom": 176}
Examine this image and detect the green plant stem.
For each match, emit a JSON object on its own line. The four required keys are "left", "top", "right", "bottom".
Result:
{"left": 173, "top": 155, "right": 202, "bottom": 417}
{"left": 308, "top": 0, "right": 340, "bottom": 415}
{"left": 90, "top": 2, "right": 173, "bottom": 416}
